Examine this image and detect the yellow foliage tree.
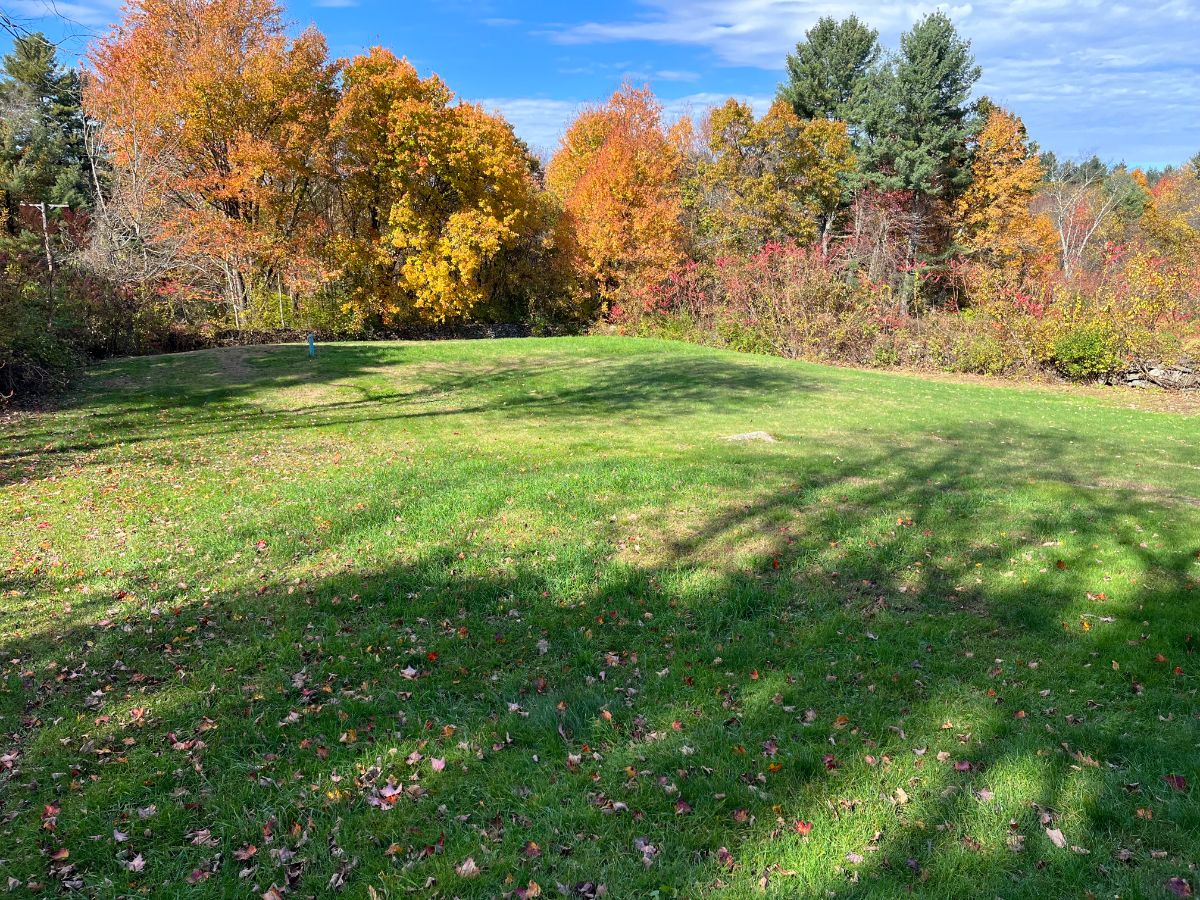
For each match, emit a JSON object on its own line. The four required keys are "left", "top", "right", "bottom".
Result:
{"left": 697, "top": 99, "right": 855, "bottom": 255}
{"left": 1136, "top": 167, "right": 1200, "bottom": 261}
{"left": 330, "top": 48, "right": 546, "bottom": 324}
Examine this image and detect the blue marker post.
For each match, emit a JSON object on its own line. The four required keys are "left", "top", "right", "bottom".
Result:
{"left": 307, "top": 332, "right": 316, "bottom": 358}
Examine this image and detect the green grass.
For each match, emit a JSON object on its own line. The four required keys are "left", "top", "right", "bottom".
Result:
{"left": 1, "top": 336, "right": 1198, "bottom": 899}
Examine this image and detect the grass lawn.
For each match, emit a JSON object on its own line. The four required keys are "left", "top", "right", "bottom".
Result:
{"left": 1, "top": 336, "right": 1198, "bottom": 898}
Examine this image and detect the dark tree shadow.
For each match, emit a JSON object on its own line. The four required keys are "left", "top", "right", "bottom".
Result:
{"left": 2, "top": 411, "right": 1197, "bottom": 896}
{"left": 0, "top": 340, "right": 815, "bottom": 487}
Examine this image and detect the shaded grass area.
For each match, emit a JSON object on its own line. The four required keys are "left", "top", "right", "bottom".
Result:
{"left": 1, "top": 336, "right": 1198, "bottom": 898}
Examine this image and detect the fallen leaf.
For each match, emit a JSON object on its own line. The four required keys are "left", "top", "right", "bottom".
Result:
{"left": 455, "top": 857, "right": 480, "bottom": 879}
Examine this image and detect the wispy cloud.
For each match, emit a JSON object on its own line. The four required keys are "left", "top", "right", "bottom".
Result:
{"left": 545, "top": 0, "right": 1200, "bottom": 164}
{"left": 475, "top": 97, "right": 583, "bottom": 155}
{"left": 476, "top": 90, "right": 772, "bottom": 156}
{"left": 8, "top": 0, "right": 120, "bottom": 29}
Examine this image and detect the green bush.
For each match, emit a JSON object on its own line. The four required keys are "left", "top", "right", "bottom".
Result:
{"left": 1052, "top": 324, "right": 1125, "bottom": 380}
{"left": 715, "top": 317, "right": 777, "bottom": 355}
{"left": 870, "top": 338, "right": 899, "bottom": 368}
{"left": 951, "top": 332, "right": 1010, "bottom": 376}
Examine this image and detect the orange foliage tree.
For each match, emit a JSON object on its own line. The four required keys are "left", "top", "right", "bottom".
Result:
{"left": 546, "top": 85, "right": 685, "bottom": 310}
{"left": 84, "top": 0, "right": 339, "bottom": 323}
{"left": 954, "top": 107, "right": 1055, "bottom": 270}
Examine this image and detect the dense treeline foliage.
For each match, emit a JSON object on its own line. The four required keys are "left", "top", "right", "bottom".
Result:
{"left": 1, "top": 2, "right": 1198, "bottom": 400}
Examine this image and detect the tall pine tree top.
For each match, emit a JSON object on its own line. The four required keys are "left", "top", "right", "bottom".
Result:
{"left": 0, "top": 32, "right": 89, "bottom": 216}
{"left": 778, "top": 15, "right": 880, "bottom": 124}
{"left": 859, "top": 13, "right": 981, "bottom": 202}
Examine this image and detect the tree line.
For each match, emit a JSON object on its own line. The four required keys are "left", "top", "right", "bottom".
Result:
{"left": 2, "top": 0, "right": 1198, "bottom": 398}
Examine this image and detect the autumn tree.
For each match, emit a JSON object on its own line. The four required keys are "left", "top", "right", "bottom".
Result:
{"left": 1036, "top": 159, "right": 1146, "bottom": 279}
{"left": 695, "top": 98, "right": 855, "bottom": 255}
{"left": 778, "top": 15, "right": 879, "bottom": 127}
{"left": 84, "top": 0, "right": 339, "bottom": 325}
{"left": 330, "top": 48, "right": 547, "bottom": 324}
{"left": 546, "top": 84, "right": 685, "bottom": 309}
{"left": 1135, "top": 166, "right": 1200, "bottom": 259}
{"left": 955, "top": 106, "right": 1055, "bottom": 267}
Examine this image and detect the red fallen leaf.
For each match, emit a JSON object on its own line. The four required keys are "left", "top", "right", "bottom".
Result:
{"left": 794, "top": 820, "right": 813, "bottom": 835}
{"left": 823, "top": 754, "right": 838, "bottom": 770}
{"left": 426, "top": 651, "right": 439, "bottom": 662}
{"left": 187, "top": 869, "right": 211, "bottom": 885}
{"left": 1165, "top": 877, "right": 1194, "bottom": 898}
{"left": 1174, "top": 667, "right": 1184, "bottom": 676}
{"left": 1154, "top": 654, "right": 1169, "bottom": 664}
{"left": 262, "top": 887, "right": 286, "bottom": 900}
{"left": 954, "top": 760, "right": 973, "bottom": 772}
{"left": 732, "top": 808, "right": 750, "bottom": 824}
{"left": 234, "top": 844, "right": 257, "bottom": 861}
{"left": 716, "top": 846, "right": 736, "bottom": 870}
{"left": 674, "top": 800, "right": 692, "bottom": 815}
{"left": 36, "top": 521, "right": 49, "bottom": 529}
{"left": 771, "top": 558, "right": 779, "bottom": 570}
{"left": 750, "top": 669, "right": 760, "bottom": 680}
{"left": 1055, "top": 559, "right": 1066, "bottom": 570}
{"left": 1163, "top": 774, "right": 1188, "bottom": 792}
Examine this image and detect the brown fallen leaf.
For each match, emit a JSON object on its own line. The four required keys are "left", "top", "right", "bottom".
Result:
{"left": 1045, "top": 827, "right": 1067, "bottom": 849}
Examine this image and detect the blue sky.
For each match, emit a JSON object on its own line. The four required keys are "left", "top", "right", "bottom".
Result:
{"left": 7, "top": 0, "right": 1199, "bottom": 166}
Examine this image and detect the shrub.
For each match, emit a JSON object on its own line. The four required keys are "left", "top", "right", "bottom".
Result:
{"left": 1052, "top": 324, "right": 1125, "bottom": 380}
{"left": 950, "top": 331, "right": 1010, "bottom": 375}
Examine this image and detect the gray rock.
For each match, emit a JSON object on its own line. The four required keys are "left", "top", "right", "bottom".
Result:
{"left": 726, "top": 431, "right": 778, "bottom": 443}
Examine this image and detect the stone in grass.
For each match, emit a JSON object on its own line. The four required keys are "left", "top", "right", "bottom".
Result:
{"left": 725, "top": 431, "right": 778, "bottom": 443}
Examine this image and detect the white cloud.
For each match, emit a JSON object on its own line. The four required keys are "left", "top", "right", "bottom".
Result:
{"left": 546, "top": 0, "right": 1200, "bottom": 164}
{"left": 474, "top": 91, "right": 773, "bottom": 157}
{"left": 474, "top": 97, "right": 583, "bottom": 155}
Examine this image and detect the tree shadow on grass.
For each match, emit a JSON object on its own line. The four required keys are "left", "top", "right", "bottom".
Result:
{"left": 0, "top": 340, "right": 815, "bottom": 487}
{"left": 1, "top": 422, "right": 1197, "bottom": 896}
